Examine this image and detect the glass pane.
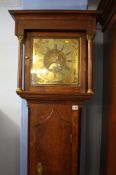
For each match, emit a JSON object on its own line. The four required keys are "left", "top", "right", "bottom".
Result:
{"left": 31, "top": 38, "right": 80, "bottom": 85}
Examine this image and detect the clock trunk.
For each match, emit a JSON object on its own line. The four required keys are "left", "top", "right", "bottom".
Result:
{"left": 28, "top": 103, "right": 80, "bottom": 175}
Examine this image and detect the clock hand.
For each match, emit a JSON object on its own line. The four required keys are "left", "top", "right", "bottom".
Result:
{"left": 54, "top": 44, "right": 57, "bottom": 50}
{"left": 60, "top": 45, "right": 64, "bottom": 51}
{"left": 66, "top": 51, "right": 71, "bottom": 55}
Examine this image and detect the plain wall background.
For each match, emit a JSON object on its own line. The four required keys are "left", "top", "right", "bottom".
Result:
{"left": 23, "top": 0, "right": 87, "bottom": 9}
{"left": 0, "top": 7, "right": 21, "bottom": 175}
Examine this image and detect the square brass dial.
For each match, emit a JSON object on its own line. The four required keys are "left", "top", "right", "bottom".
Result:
{"left": 31, "top": 38, "right": 80, "bottom": 85}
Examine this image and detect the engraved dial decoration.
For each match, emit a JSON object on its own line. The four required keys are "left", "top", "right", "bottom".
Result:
{"left": 31, "top": 38, "right": 80, "bottom": 85}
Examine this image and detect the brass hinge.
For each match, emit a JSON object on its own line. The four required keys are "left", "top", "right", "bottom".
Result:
{"left": 37, "top": 162, "right": 43, "bottom": 175}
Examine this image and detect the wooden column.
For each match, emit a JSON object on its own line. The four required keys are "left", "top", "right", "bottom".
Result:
{"left": 17, "top": 35, "right": 23, "bottom": 91}
{"left": 87, "top": 34, "right": 93, "bottom": 94}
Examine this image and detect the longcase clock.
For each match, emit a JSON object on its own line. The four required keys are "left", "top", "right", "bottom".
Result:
{"left": 9, "top": 10, "right": 99, "bottom": 175}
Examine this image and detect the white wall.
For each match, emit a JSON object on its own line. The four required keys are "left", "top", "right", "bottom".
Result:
{"left": 0, "top": 7, "right": 21, "bottom": 175}
{"left": 23, "top": 0, "right": 87, "bottom": 9}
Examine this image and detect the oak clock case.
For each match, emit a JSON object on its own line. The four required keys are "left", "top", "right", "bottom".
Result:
{"left": 9, "top": 10, "right": 98, "bottom": 175}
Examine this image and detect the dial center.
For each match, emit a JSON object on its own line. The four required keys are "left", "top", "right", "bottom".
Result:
{"left": 44, "top": 49, "right": 66, "bottom": 72}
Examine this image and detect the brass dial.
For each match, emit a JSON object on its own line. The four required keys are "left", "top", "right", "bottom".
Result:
{"left": 31, "top": 38, "right": 80, "bottom": 85}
